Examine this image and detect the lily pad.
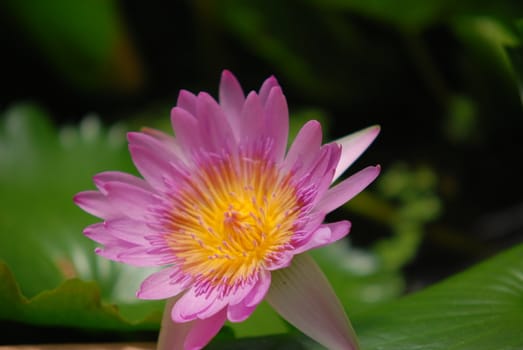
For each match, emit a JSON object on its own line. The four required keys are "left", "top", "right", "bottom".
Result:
{"left": 355, "top": 242, "right": 523, "bottom": 349}
{"left": 0, "top": 261, "right": 160, "bottom": 331}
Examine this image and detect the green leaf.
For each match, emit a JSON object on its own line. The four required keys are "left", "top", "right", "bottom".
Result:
{"left": 0, "top": 261, "right": 160, "bottom": 331}
{"left": 354, "top": 243, "right": 523, "bottom": 349}
{"left": 0, "top": 104, "right": 166, "bottom": 331}
{"left": 311, "top": 242, "right": 405, "bottom": 314}
{"left": 224, "top": 243, "right": 523, "bottom": 349}
{"left": 0, "top": 104, "right": 133, "bottom": 298}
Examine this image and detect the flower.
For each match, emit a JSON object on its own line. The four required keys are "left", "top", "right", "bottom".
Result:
{"left": 74, "top": 70, "right": 380, "bottom": 350}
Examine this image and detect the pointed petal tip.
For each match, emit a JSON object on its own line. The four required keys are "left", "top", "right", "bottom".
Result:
{"left": 372, "top": 164, "right": 382, "bottom": 176}
{"left": 177, "top": 89, "right": 193, "bottom": 100}
{"left": 309, "top": 119, "right": 321, "bottom": 128}
{"left": 363, "top": 164, "right": 382, "bottom": 181}
{"left": 221, "top": 69, "right": 234, "bottom": 78}
{"left": 73, "top": 190, "right": 98, "bottom": 208}
{"left": 368, "top": 124, "right": 381, "bottom": 140}
{"left": 126, "top": 131, "right": 139, "bottom": 143}
{"left": 360, "top": 164, "right": 381, "bottom": 189}
{"left": 82, "top": 224, "right": 98, "bottom": 236}
{"left": 369, "top": 124, "right": 381, "bottom": 133}
{"left": 136, "top": 284, "right": 156, "bottom": 300}
{"left": 170, "top": 105, "right": 181, "bottom": 115}
{"left": 355, "top": 124, "right": 381, "bottom": 142}
{"left": 267, "top": 85, "right": 284, "bottom": 99}
{"left": 264, "top": 75, "right": 279, "bottom": 87}
{"left": 341, "top": 219, "right": 352, "bottom": 231}
{"left": 72, "top": 192, "right": 83, "bottom": 205}
{"left": 176, "top": 89, "right": 198, "bottom": 115}
{"left": 220, "top": 70, "right": 242, "bottom": 90}
{"left": 332, "top": 125, "right": 381, "bottom": 181}
{"left": 83, "top": 231, "right": 95, "bottom": 243}
{"left": 318, "top": 165, "right": 381, "bottom": 214}
{"left": 136, "top": 287, "right": 164, "bottom": 300}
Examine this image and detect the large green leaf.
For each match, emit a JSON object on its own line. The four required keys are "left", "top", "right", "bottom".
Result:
{"left": 0, "top": 261, "right": 160, "bottom": 331}
{"left": 0, "top": 104, "right": 131, "bottom": 297}
{"left": 215, "top": 242, "right": 523, "bottom": 348}
{"left": 4, "top": 242, "right": 520, "bottom": 348}
{"left": 0, "top": 104, "right": 165, "bottom": 329}
{"left": 354, "top": 242, "right": 523, "bottom": 349}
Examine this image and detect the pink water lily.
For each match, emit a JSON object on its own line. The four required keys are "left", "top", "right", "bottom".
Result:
{"left": 74, "top": 70, "right": 380, "bottom": 350}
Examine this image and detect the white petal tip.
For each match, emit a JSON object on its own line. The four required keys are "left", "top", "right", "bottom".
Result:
{"left": 333, "top": 125, "right": 381, "bottom": 181}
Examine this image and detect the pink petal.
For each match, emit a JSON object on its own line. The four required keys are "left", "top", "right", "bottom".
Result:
{"left": 129, "top": 145, "right": 173, "bottom": 191}
{"left": 284, "top": 120, "right": 323, "bottom": 174}
{"left": 263, "top": 87, "right": 289, "bottom": 161}
{"left": 265, "top": 251, "right": 294, "bottom": 271}
{"left": 304, "top": 143, "right": 339, "bottom": 187}
{"left": 227, "top": 302, "right": 256, "bottom": 323}
{"left": 196, "top": 292, "right": 231, "bottom": 319}
{"left": 333, "top": 125, "right": 380, "bottom": 181}
{"left": 293, "top": 143, "right": 339, "bottom": 204}
{"left": 83, "top": 222, "right": 125, "bottom": 245}
{"left": 240, "top": 91, "right": 264, "bottom": 144}
{"left": 315, "top": 165, "right": 381, "bottom": 214}
{"left": 96, "top": 245, "right": 174, "bottom": 267}
{"left": 170, "top": 107, "right": 200, "bottom": 151}
{"left": 172, "top": 287, "right": 228, "bottom": 322}
{"left": 137, "top": 266, "right": 191, "bottom": 300}
{"left": 266, "top": 253, "right": 359, "bottom": 350}
{"left": 158, "top": 302, "right": 228, "bottom": 350}
{"left": 73, "top": 191, "right": 121, "bottom": 220}
{"left": 103, "top": 218, "right": 151, "bottom": 245}
{"left": 184, "top": 307, "right": 227, "bottom": 350}
{"left": 292, "top": 221, "right": 351, "bottom": 254}
{"left": 292, "top": 211, "right": 326, "bottom": 246}
{"left": 128, "top": 131, "right": 181, "bottom": 161}
{"left": 313, "top": 168, "right": 336, "bottom": 207}
{"left": 177, "top": 90, "right": 198, "bottom": 115}
{"left": 104, "top": 181, "right": 159, "bottom": 220}
{"left": 219, "top": 70, "right": 244, "bottom": 138}
{"left": 156, "top": 297, "right": 231, "bottom": 349}
{"left": 243, "top": 269, "right": 271, "bottom": 307}
{"left": 226, "top": 270, "right": 271, "bottom": 322}
{"left": 258, "top": 75, "right": 280, "bottom": 105}
{"left": 227, "top": 279, "right": 257, "bottom": 306}
{"left": 93, "top": 171, "right": 151, "bottom": 193}
{"left": 195, "top": 92, "right": 235, "bottom": 150}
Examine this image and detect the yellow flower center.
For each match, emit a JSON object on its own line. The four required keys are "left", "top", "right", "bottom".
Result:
{"left": 165, "top": 153, "right": 303, "bottom": 291}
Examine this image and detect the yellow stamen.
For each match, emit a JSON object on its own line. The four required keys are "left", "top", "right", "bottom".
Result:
{"left": 165, "top": 154, "right": 302, "bottom": 290}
